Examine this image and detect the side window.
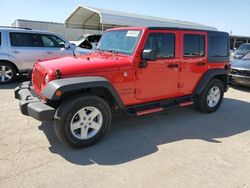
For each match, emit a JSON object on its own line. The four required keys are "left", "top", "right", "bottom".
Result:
{"left": 10, "top": 32, "right": 43, "bottom": 47}
{"left": 209, "top": 36, "right": 228, "bottom": 57}
{"left": 145, "top": 33, "right": 175, "bottom": 58}
{"left": 184, "top": 34, "right": 205, "bottom": 57}
{"left": 0, "top": 32, "right": 1, "bottom": 46}
{"left": 41, "top": 35, "right": 66, "bottom": 48}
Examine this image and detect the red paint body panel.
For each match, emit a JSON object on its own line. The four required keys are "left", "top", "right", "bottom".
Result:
{"left": 32, "top": 27, "right": 229, "bottom": 107}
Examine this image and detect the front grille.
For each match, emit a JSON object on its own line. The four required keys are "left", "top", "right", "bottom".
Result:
{"left": 30, "top": 87, "right": 42, "bottom": 100}
{"left": 32, "top": 67, "right": 43, "bottom": 91}
{"left": 230, "top": 69, "right": 250, "bottom": 77}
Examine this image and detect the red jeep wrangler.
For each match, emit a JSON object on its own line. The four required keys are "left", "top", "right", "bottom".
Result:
{"left": 15, "top": 27, "right": 230, "bottom": 148}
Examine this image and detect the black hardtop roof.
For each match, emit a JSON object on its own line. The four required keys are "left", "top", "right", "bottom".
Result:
{"left": 148, "top": 27, "right": 229, "bottom": 35}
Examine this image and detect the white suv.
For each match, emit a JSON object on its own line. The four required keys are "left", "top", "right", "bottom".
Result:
{"left": 0, "top": 27, "right": 77, "bottom": 84}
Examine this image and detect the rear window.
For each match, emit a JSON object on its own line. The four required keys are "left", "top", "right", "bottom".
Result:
{"left": 184, "top": 34, "right": 205, "bottom": 57}
{"left": 10, "top": 32, "right": 43, "bottom": 47}
{"left": 209, "top": 36, "right": 228, "bottom": 57}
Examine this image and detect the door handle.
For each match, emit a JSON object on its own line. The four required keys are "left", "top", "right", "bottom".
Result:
{"left": 11, "top": 50, "right": 20, "bottom": 54}
{"left": 167, "top": 63, "right": 179, "bottom": 68}
{"left": 46, "top": 51, "right": 53, "bottom": 54}
{"left": 196, "top": 62, "right": 206, "bottom": 66}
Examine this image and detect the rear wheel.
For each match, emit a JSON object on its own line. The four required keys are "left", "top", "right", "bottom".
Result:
{"left": 195, "top": 79, "right": 224, "bottom": 113}
{"left": 54, "top": 95, "right": 112, "bottom": 148}
{"left": 0, "top": 62, "right": 17, "bottom": 84}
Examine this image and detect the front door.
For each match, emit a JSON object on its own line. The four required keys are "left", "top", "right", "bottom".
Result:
{"left": 41, "top": 34, "right": 73, "bottom": 59}
{"left": 135, "top": 31, "right": 180, "bottom": 100}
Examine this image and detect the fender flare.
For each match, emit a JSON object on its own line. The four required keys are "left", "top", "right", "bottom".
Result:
{"left": 194, "top": 69, "right": 229, "bottom": 94}
{"left": 42, "top": 76, "right": 125, "bottom": 108}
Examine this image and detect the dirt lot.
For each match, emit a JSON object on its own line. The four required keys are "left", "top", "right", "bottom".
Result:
{"left": 0, "top": 79, "right": 250, "bottom": 188}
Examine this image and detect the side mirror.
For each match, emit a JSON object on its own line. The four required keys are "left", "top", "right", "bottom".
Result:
{"left": 64, "top": 43, "right": 70, "bottom": 49}
{"left": 70, "top": 43, "right": 77, "bottom": 48}
{"left": 142, "top": 49, "right": 157, "bottom": 61}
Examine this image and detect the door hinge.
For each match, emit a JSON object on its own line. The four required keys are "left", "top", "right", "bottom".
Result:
{"left": 178, "top": 83, "right": 184, "bottom": 88}
{"left": 179, "top": 66, "right": 182, "bottom": 72}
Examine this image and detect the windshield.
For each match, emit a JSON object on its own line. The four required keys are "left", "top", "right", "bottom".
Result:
{"left": 97, "top": 30, "right": 142, "bottom": 55}
{"left": 242, "top": 52, "right": 250, "bottom": 60}
{"left": 238, "top": 44, "right": 250, "bottom": 51}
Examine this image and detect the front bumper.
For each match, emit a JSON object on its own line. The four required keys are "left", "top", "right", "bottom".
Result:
{"left": 229, "top": 74, "right": 250, "bottom": 86}
{"left": 14, "top": 81, "right": 55, "bottom": 121}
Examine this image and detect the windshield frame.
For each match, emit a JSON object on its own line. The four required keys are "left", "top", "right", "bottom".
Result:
{"left": 97, "top": 29, "right": 143, "bottom": 56}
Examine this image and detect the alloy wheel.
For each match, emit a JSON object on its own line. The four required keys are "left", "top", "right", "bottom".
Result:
{"left": 0, "top": 65, "right": 13, "bottom": 83}
{"left": 70, "top": 106, "right": 103, "bottom": 140}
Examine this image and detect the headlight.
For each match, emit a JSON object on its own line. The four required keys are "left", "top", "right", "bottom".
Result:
{"left": 44, "top": 74, "right": 49, "bottom": 84}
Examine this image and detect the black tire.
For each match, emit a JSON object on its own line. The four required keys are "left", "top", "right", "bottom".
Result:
{"left": 195, "top": 79, "right": 224, "bottom": 113}
{"left": 0, "top": 61, "right": 17, "bottom": 84}
{"left": 54, "top": 95, "right": 112, "bottom": 148}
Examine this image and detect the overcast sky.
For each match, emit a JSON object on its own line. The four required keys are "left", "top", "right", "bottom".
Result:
{"left": 1, "top": 0, "right": 249, "bottom": 36}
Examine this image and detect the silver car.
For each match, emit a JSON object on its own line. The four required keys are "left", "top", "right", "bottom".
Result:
{"left": 0, "top": 27, "right": 76, "bottom": 84}
{"left": 230, "top": 52, "right": 250, "bottom": 86}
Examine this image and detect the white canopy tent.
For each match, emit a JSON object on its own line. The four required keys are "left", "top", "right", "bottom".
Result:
{"left": 65, "top": 5, "right": 217, "bottom": 32}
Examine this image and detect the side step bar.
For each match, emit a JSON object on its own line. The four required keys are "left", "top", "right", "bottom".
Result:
{"left": 179, "top": 101, "right": 194, "bottom": 107}
{"left": 136, "top": 107, "right": 164, "bottom": 116}
{"left": 127, "top": 96, "right": 194, "bottom": 116}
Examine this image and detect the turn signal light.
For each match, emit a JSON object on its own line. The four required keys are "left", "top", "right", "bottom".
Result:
{"left": 55, "top": 90, "right": 62, "bottom": 97}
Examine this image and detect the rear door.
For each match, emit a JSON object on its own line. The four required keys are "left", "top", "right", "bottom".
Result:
{"left": 9, "top": 32, "right": 44, "bottom": 70}
{"left": 41, "top": 34, "right": 73, "bottom": 59}
{"left": 135, "top": 30, "right": 180, "bottom": 100}
{"left": 178, "top": 31, "right": 208, "bottom": 95}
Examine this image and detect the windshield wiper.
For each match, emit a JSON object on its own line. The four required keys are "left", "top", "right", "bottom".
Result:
{"left": 105, "top": 49, "right": 119, "bottom": 54}
{"left": 96, "top": 48, "right": 104, "bottom": 53}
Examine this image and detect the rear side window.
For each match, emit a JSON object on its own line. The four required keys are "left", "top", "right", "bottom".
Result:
{"left": 209, "top": 36, "right": 228, "bottom": 57}
{"left": 145, "top": 33, "right": 175, "bottom": 58}
{"left": 184, "top": 34, "right": 205, "bottom": 57}
{"left": 10, "top": 32, "right": 43, "bottom": 47}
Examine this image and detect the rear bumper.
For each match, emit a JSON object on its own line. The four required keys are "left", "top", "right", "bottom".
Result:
{"left": 14, "top": 81, "right": 55, "bottom": 121}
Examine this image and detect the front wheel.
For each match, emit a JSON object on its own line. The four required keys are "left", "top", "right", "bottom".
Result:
{"left": 195, "top": 79, "right": 224, "bottom": 113}
{"left": 54, "top": 95, "right": 112, "bottom": 148}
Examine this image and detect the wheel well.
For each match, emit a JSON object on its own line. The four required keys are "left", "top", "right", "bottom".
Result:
{"left": 90, "top": 87, "right": 118, "bottom": 109}
{"left": 213, "top": 74, "right": 228, "bottom": 90}
{"left": 0, "top": 60, "right": 19, "bottom": 74}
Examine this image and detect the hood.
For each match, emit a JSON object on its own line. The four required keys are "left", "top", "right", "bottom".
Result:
{"left": 231, "top": 59, "right": 250, "bottom": 70}
{"left": 74, "top": 47, "right": 93, "bottom": 55}
{"left": 37, "top": 53, "right": 133, "bottom": 78}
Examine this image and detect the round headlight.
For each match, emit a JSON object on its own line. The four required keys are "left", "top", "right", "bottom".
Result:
{"left": 44, "top": 74, "right": 49, "bottom": 84}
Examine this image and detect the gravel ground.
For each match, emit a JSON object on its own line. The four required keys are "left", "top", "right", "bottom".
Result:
{"left": 0, "top": 79, "right": 250, "bottom": 188}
